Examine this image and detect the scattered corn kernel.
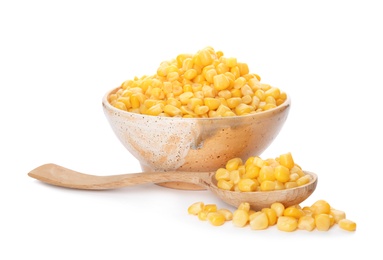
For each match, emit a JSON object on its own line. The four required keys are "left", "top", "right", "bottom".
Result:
{"left": 338, "top": 219, "right": 357, "bottom": 231}
{"left": 277, "top": 216, "right": 298, "bottom": 232}
{"left": 207, "top": 212, "right": 226, "bottom": 226}
{"left": 188, "top": 200, "right": 356, "bottom": 233}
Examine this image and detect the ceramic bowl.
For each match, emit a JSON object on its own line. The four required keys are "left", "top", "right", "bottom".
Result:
{"left": 102, "top": 87, "right": 291, "bottom": 190}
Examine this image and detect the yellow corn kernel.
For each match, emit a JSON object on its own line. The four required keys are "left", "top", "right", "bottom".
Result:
{"left": 215, "top": 168, "right": 230, "bottom": 181}
{"left": 261, "top": 208, "right": 278, "bottom": 226}
{"left": 296, "top": 175, "right": 311, "bottom": 186}
{"left": 284, "top": 181, "right": 298, "bottom": 189}
{"left": 217, "top": 209, "right": 233, "bottom": 221}
{"left": 274, "top": 165, "right": 290, "bottom": 183}
{"left": 217, "top": 179, "right": 234, "bottom": 191}
{"left": 311, "top": 200, "right": 331, "bottom": 215}
{"left": 252, "top": 157, "right": 266, "bottom": 168}
{"left": 112, "top": 101, "right": 127, "bottom": 111}
{"left": 244, "top": 164, "right": 260, "bottom": 179}
{"left": 225, "top": 57, "right": 237, "bottom": 67}
{"left": 207, "top": 212, "right": 226, "bottom": 226}
{"left": 130, "top": 93, "right": 142, "bottom": 109}
{"left": 237, "top": 178, "right": 258, "bottom": 192}
{"left": 183, "top": 68, "right": 198, "bottom": 80}
{"left": 265, "top": 87, "right": 281, "bottom": 99}
{"left": 230, "top": 170, "right": 241, "bottom": 185}
{"left": 290, "top": 165, "right": 305, "bottom": 177}
{"left": 338, "top": 219, "right": 356, "bottom": 231}
{"left": 163, "top": 104, "right": 182, "bottom": 117}
{"left": 194, "top": 105, "right": 209, "bottom": 115}
{"left": 237, "top": 62, "right": 249, "bottom": 75}
{"left": 232, "top": 209, "right": 249, "bottom": 227}
{"left": 235, "top": 103, "right": 254, "bottom": 115}
{"left": 230, "top": 88, "right": 242, "bottom": 98}
{"left": 259, "top": 165, "right": 275, "bottom": 182}
{"left": 260, "top": 180, "right": 276, "bottom": 191}
{"left": 274, "top": 181, "right": 285, "bottom": 190}
{"left": 204, "top": 68, "right": 218, "bottom": 84}
{"left": 265, "top": 95, "right": 276, "bottom": 105}
{"left": 145, "top": 103, "right": 164, "bottom": 116}
{"left": 237, "top": 202, "right": 251, "bottom": 212}
{"left": 279, "top": 152, "right": 295, "bottom": 170}
{"left": 277, "top": 216, "right": 298, "bottom": 232}
{"left": 298, "top": 215, "right": 316, "bottom": 231}
{"left": 216, "top": 62, "right": 229, "bottom": 74}
{"left": 203, "top": 204, "right": 217, "bottom": 213}
{"left": 218, "top": 89, "right": 232, "bottom": 99}
{"left": 289, "top": 172, "right": 300, "bottom": 182}
{"left": 203, "top": 97, "right": 220, "bottom": 110}
{"left": 116, "top": 97, "right": 131, "bottom": 109}
{"left": 188, "top": 201, "right": 204, "bottom": 215}
{"left": 330, "top": 209, "right": 346, "bottom": 223}
{"left": 198, "top": 210, "right": 209, "bottom": 221}
{"left": 234, "top": 77, "right": 247, "bottom": 89}
{"left": 179, "top": 91, "right": 194, "bottom": 105}
{"left": 213, "top": 74, "right": 230, "bottom": 91}
{"left": 263, "top": 103, "right": 276, "bottom": 111}
{"left": 250, "top": 212, "right": 269, "bottom": 230}
{"left": 226, "top": 157, "right": 243, "bottom": 171}
{"left": 198, "top": 48, "right": 214, "bottom": 66}
{"left": 182, "top": 57, "right": 194, "bottom": 71}
{"left": 226, "top": 97, "right": 242, "bottom": 109}
{"left": 283, "top": 206, "right": 304, "bottom": 219}
{"left": 315, "top": 214, "right": 331, "bottom": 231}
{"left": 241, "top": 94, "right": 252, "bottom": 105}
{"left": 271, "top": 202, "right": 285, "bottom": 217}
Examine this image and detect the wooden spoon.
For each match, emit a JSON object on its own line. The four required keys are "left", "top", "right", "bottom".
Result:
{"left": 28, "top": 163, "right": 318, "bottom": 210}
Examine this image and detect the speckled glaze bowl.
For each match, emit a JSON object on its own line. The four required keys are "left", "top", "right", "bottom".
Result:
{"left": 102, "top": 87, "right": 291, "bottom": 190}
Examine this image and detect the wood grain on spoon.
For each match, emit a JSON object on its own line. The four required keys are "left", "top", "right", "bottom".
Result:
{"left": 28, "top": 163, "right": 318, "bottom": 210}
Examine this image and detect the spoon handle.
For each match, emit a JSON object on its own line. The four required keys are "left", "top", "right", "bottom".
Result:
{"left": 28, "top": 163, "right": 213, "bottom": 190}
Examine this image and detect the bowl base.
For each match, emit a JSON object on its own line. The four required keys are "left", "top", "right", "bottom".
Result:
{"left": 155, "top": 182, "right": 206, "bottom": 190}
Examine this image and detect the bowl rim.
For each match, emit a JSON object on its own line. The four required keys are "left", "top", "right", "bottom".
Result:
{"left": 102, "top": 86, "right": 291, "bottom": 121}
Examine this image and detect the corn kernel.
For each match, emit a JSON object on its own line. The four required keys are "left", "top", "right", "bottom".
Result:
{"left": 226, "top": 158, "right": 243, "bottom": 171}
{"left": 338, "top": 219, "right": 356, "bottom": 231}
{"left": 203, "top": 204, "right": 217, "bottom": 213}
{"left": 188, "top": 201, "right": 204, "bottom": 215}
{"left": 279, "top": 152, "right": 295, "bottom": 169}
{"left": 261, "top": 208, "right": 278, "bottom": 226}
{"left": 232, "top": 209, "right": 249, "bottom": 227}
{"left": 277, "top": 216, "right": 298, "bottom": 232}
{"left": 274, "top": 165, "right": 290, "bottom": 183}
{"left": 296, "top": 174, "right": 311, "bottom": 186}
{"left": 311, "top": 200, "right": 331, "bottom": 215}
{"left": 330, "top": 209, "right": 346, "bottom": 223}
{"left": 271, "top": 202, "right": 285, "bottom": 217}
{"left": 213, "top": 74, "right": 230, "bottom": 91}
{"left": 217, "top": 179, "right": 234, "bottom": 190}
{"left": 283, "top": 206, "right": 304, "bottom": 219}
{"left": 237, "top": 178, "right": 258, "bottom": 192}
{"left": 217, "top": 209, "right": 233, "bottom": 221}
{"left": 315, "top": 214, "right": 331, "bottom": 231}
{"left": 298, "top": 215, "right": 316, "bottom": 231}
{"left": 250, "top": 212, "right": 269, "bottom": 230}
{"left": 207, "top": 212, "right": 226, "bottom": 226}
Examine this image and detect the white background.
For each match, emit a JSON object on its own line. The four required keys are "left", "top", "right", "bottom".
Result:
{"left": 1, "top": 0, "right": 382, "bottom": 259}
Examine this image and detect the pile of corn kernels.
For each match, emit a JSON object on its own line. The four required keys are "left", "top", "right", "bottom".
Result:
{"left": 108, "top": 46, "right": 287, "bottom": 118}
{"left": 188, "top": 200, "right": 356, "bottom": 232}
{"left": 188, "top": 153, "right": 356, "bottom": 232}
{"left": 215, "top": 152, "right": 311, "bottom": 192}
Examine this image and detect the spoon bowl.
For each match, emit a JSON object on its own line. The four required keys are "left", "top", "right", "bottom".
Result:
{"left": 28, "top": 164, "right": 317, "bottom": 210}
